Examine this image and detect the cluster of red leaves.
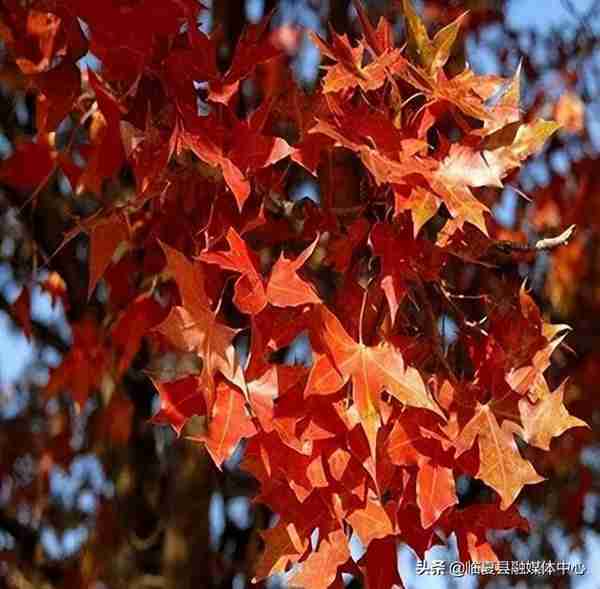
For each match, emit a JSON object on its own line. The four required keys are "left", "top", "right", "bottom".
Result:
{"left": 0, "top": 0, "right": 587, "bottom": 586}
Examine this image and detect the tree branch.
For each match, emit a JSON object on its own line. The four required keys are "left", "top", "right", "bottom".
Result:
{"left": 489, "top": 225, "right": 576, "bottom": 264}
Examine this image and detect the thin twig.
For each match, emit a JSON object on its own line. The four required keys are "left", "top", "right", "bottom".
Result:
{"left": 492, "top": 225, "right": 576, "bottom": 257}
{"left": 414, "top": 278, "right": 459, "bottom": 384}
{"left": 535, "top": 224, "right": 576, "bottom": 251}
{"left": 437, "top": 283, "right": 489, "bottom": 337}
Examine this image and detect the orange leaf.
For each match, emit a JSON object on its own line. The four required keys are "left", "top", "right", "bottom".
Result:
{"left": 306, "top": 305, "right": 444, "bottom": 458}
{"left": 88, "top": 212, "right": 129, "bottom": 298}
{"left": 201, "top": 228, "right": 321, "bottom": 312}
{"left": 200, "top": 227, "right": 267, "bottom": 314}
{"left": 518, "top": 381, "right": 588, "bottom": 451}
{"left": 416, "top": 459, "right": 457, "bottom": 528}
{"left": 44, "top": 316, "right": 106, "bottom": 408}
{"left": 289, "top": 529, "right": 350, "bottom": 589}
{"left": 156, "top": 243, "right": 244, "bottom": 392}
{"left": 554, "top": 92, "right": 585, "bottom": 134}
{"left": 266, "top": 235, "right": 321, "bottom": 307}
{"left": 430, "top": 144, "right": 503, "bottom": 234}
{"left": 188, "top": 380, "right": 257, "bottom": 467}
{"left": 11, "top": 286, "right": 32, "bottom": 340}
{"left": 454, "top": 403, "right": 544, "bottom": 510}
{"left": 253, "top": 520, "right": 309, "bottom": 581}
{"left": 347, "top": 495, "right": 394, "bottom": 547}
{"left": 151, "top": 375, "right": 209, "bottom": 436}
{"left": 402, "top": 0, "right": 467, "bottom": 74}
{"left": 310, "top": 29, "right": 402, "bottom": 94}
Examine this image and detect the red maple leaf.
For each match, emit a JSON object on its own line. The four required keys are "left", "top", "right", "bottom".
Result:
{"left": 200, "top": 227, "right": 320, "bottom": 314}
{"left": 306, "top": 304, "right": 444, "bottom": 458}
{"left": 155, "top": 242, "right": 244, "bottom": 396}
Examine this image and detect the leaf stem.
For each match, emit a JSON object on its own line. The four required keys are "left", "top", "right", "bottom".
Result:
{"left": 358, "top": 288, "right": 368, "bottom": 345}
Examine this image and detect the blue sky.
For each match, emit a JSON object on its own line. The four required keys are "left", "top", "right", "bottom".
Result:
{"left": 507, "top": 0, "right": 598, "bottom": 32}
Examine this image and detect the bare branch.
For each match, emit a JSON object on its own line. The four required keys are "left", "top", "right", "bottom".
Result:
{"left": 535, "top": 224, "right": 576, "bottom": 251}
{"left": 491, "top": 225, "right": 576, "bottom": 261}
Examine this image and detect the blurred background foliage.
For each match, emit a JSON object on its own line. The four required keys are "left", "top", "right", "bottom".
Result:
{"left": 0, "top": 0, "right": 599, "bottom": 587}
